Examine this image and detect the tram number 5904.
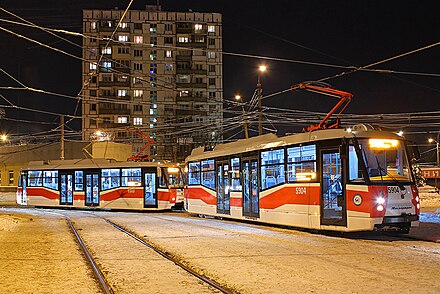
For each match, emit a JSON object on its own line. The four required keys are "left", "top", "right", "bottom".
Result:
{"left": 296, "top": 187, "right": 307, "bottom": 195}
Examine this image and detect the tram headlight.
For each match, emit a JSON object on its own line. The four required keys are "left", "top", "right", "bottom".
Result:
{"left": 377, "top": 204, "right": 384, "bottom": 212}
{"left": 376, "top": 196, "right": 385, "bottom": 205}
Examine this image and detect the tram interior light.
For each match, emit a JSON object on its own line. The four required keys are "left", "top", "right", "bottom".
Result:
{"left": 167, "top": 167, "right": 179, "bottom": 174}
{"left": 369, "top": 139, "right": 398, "bottom": 149}
{"left": 296, "top": 172, "right": 316, "bottom": 181}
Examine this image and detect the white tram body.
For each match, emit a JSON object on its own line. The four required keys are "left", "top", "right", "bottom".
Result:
{"left": 185, "top": 126, "right": 420, "bottom": 232}
{"left": 16, "top": 159, "right": 184, "bottom": 211}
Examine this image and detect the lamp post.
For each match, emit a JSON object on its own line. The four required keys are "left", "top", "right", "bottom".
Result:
{"left": 257, "top": 65, "right": 266, "bottom": 136}
{"left": 235, "top": 95, "right": 249, "bottom": 139}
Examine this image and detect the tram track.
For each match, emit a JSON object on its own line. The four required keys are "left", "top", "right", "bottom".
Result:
{"left": 62, "top": 211, "right": 233, "bottom": 294}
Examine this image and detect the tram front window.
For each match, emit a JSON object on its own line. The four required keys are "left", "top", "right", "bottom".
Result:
{"left": 359, "top": 139, "right": 413, "bottom": 183}
{"left": 167, "top": 167, "right": 184, "bottom": 188}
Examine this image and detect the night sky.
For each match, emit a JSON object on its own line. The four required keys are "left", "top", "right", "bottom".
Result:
{"left": 0, "top": 1, "right": 439, "bottom": 145}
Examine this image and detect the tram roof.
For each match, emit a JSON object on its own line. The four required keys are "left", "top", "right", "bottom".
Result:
{"left": 22, "top": 158, "right": 179, "bottom": 171}
{"left": 186, "top": 126, "right": 402, "bottom": 162}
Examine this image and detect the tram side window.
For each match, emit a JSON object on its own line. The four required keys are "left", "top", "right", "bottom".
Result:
{"left": 101, "top": 169, "right": 120, "bottom": 190}
{"left": 28, "top": 170, "right": 43, "bottom": 186}
{"left": 75, "top": 171, "right": 83, "bottom": 191}
{"left": 121, "top": 168, "right": 141, "bottom": 186}
{"left": 348, "top": 145, "right": 364, "bottom": 182}
{"left": 188, "top": 162, "right": 200, "bottom": 185}
{"left": 158, "top": 168, "right": 168, "bottom": 188}
{"left": 287, "top": 145, "right": 316, "bottom": 182}
{"left": 261, "top": 149, "right": 285, "bottom": 189}
{"left": 231, "top": 157, "right": 242, "bottom": 191}
{"left": 201, "top": 159, "right": 215, "bottom": 189}
{"left": 43, "top": 170, "right": 58, "bottom": 190}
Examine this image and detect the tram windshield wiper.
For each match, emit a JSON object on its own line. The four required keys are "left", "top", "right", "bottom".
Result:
{"left": 374, "top": 156, "right": 406, "bottom": 191}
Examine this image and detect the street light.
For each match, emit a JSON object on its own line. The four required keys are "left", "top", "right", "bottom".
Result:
{"left": 428, "top": 137, "right": 439, "bottom": 167}
{"left": 235, "top": 95, "right": 249, "bottom": 139}
{"left": 257, "top": 65, "right": 266, "bottom": 136}
{"left": 1, "top": 134, "right": 7, "bottom": 142}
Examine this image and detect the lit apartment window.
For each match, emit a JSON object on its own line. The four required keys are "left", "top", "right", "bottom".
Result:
{"left": 150, "top": 117, "right": 157, "bottom": 123}
{"left": 208, "top": 25, "right": 215, "bottom": 33}
{"left": 118, "top": 35, "right": 129, "bottom": 42}
{"left": 89, "top": 62, "right": 97, "bottom": 70}
{"left": 91, "top": 22, "right": 97, "bottom": 30}
{"left": 178, "top": 36, "right": 189, "bottom": 43}
{"left": 134, "top": 36, "right": 143, "bottom": 44}
{"left": 150, "top": 24, "right": 157, "bottom": 33}
{"left": 150, "top": 109, "right": 157, "bottom": 115}
{"left": 106, "top": 21, "right": 112, "bottom": 27}
{"left": 118, "top": 116, "right": 128, "bottom": 124}
{"left": 133, "top": 117, "right": 143, "bottom": 125}
{"left": 165, "top": 50, "right": 172, "bottom": 58}
{"left": 133, "top": 90, "right": 143, "bottom": 97}
{"left": 133, "top": 77, "right": 142, "bottom": 84}
{"left": 194, "top": 24, "right": 203, "bottom": 31}
{"left": 101, "top": 47, "right": 111, "bottom": 54}
{"left": 165, "top": 64, "right": 173, "bottom": 71}
{"left": 150, "top": 104, "right": 158, "bottom": 109}
{"left": 150, "top": 124, "right": 155, "bottom": 129}
{"left": 9, "top": 170, "right": 14, "bottom": 185}
{"left": 119, "top": 22, "right": 128, "bottom": 28}
{"left": 207, "top": 51, "right": 216, "bottom": 59}
{"left": 89, "top": 48, "right": 97, "bottom": 57}
{"left": 179, "top": 90, "right": 190, "bottom": 97}
{"left": 118, "top": 89, "right": 128, "bottom": 97}
{"left": 102, "top": 61, "right": 112, "bottom": 70}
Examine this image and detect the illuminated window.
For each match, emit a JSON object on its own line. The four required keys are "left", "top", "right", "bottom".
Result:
{"left": 150, "top": 104, "right": 157, "bottom": 109}
{"left": 150, "top": 117, "right": 157, "bottom": 123}
{"left": 121, "top": 168, "right": 141, "bottom": 186}
{"left": 75, "top": 171, "right": 83, "bottom": 191}
{"left": 101, "top": 169, "right": 120, "bottom": 190}
{"left": 178, "top": 36, "right": 189, "bottom": 43}
{"left": 201, "top": 160, "right": 215, "bottom": 189}
{"left": 119, "top": 22, "right": 128, "bottom": 28}
{"left": 133, "top": 90, "right": 143, "bottom": 97}
{"left": 261, "top": 149, "right": 285, "bottom": 189}
{"left": 89, "top": 62, "right": 97, "bottom": 70}
{"left": 91, "top": 22, "right": 97, "bottom": 30}
{"left": 194, "top": 24, "right": 203, "bottom": 31}
{"left": 287, "top": 145, "right": 316, "bottom": 182}
{"left": 207, "top": 25, "right": 215, "bottom": 33}
{"left": 118, "top": 35, "right": 128, "bottom": 42}
{"left": 150, "top": 124, "right": 155, "bottom": 129}
{"left": 188, "top": 162, "right": 200, "bottom": 185}
{"left": 117, "top": 89, "right": 128, "bottom": 97}
{"left": 149, "top": 24, "right": 157, "bottom": 33}
{"left": 133, "top": 117, "right": 142, "bottom": 125}
{"left": 118, "top": 116, "right": 128, "bottom": 124}
{"left": 43, "top": 171, "right": 58, "bottom": 190}
{"left": 150, "top": 109, "right": 157, "bottom": 115}
{"left": 101, "top": 47, "right": 111, "bottom": 54}
{"left": 134, "top": 36, "right": 143, "bottom": 44}
{"left": 102, "top": 61, "right": 112, "bottom": 70}
{"left": 165, "top": 50, "right": 172, "bottom": 58}
{"left": 207, "top": 51, "right": 216, "bottom": 59}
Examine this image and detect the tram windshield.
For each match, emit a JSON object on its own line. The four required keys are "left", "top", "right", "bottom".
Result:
{"left": 166, "top": 167, "right": 184, "bottom": 188}
{"left": 359, "top": 138, "right": 413, "bottom": 184}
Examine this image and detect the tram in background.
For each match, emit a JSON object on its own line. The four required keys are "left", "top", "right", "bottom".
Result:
{"left": 16, "top": 159, "right": 185, "bottom": 211}
{"left": 185, "top": 124, "right": 420, "bottom": 233}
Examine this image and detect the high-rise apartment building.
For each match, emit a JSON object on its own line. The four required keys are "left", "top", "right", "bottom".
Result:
{"left": 82, "top": 5, "right": 223, "bottom": 161}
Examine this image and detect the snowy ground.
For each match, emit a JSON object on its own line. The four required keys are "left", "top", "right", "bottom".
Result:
{"left": 1, "top": 187, "right": 440, "bottom": 293}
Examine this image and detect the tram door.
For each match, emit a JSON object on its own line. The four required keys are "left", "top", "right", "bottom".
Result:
{"left": 21, "top": 173, "right": 27, "bottom": 205}
{"left": 60, "top": 172, "right": 73, "bottom": 205}
{"left": 320, "top": 148, "right": 347, "bottom": 226}
{"left": 85, "top": 172, "right": 100, "bottom": 206}
{"left": 216, "top": 161, "right": 230, "bottom": 215}
{"left": 143, "top": 170, "right": 157, "bottom": 208}
{"left": 242, "top": 159, "right": 260, "bottom": 218}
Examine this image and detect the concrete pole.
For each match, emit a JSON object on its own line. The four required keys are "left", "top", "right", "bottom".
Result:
{"left": 60, "top": 115, "right": 65, "bottom": 160}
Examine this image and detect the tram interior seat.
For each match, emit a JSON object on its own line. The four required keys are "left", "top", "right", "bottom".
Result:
{"left": 266, "top": 176, "right": 276, "bottom": 188}
{"left": 276, "top": 175, "right": 285, "bottom": 184}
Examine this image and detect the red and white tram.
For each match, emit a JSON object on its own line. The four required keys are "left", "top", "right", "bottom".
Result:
{"left": 185, "top": 124, "right": 420, "bottom": 232}
{"left": 16, "top": 159, "right": 184, "bottom": 211}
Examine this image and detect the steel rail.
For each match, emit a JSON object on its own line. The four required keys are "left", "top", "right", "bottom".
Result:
{"left": 101, "top": 217, "right": 233, "bottom": 294}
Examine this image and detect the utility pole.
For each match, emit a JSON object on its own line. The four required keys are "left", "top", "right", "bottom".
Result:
{"left": 257, "top": 65, "right": 266, "bottom": 136}
{"left": 60, "top": 115, "right": 65, "bottom": 160}
{"left": 235, "top": 95, "right": 249, "bottom": 139}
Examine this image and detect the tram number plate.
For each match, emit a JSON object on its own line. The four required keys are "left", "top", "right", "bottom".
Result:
{"left": 296, "top": 187, "right": 307, "bottom": 195}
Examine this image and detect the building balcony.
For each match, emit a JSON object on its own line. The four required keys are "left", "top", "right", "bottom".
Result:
{"left": 176, "top": 109, "right": 207, "bottom": 116}
{"left": 177, "top": 95, "right": 207, "bottom": 102}
{"left": 176, "top": 82, "right": 206, "bottom": 89}
{"left": 98, "top": 108, "right": 131, "bottom": 115}
{"left": 176, "top": 68, "right": 207, "bottom": 75}
{"left": 99, "top": 81, "right": 131, "bottom": 87}
{"left": 176, "top": 54, "right": 192, "bottom": 61}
